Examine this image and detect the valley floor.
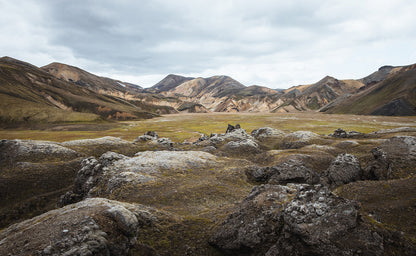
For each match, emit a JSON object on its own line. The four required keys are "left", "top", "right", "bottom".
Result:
{"left": 1, "top": 113, "right": 416, "bottom": 255}
{"left": 1, "top": 112, "right": 416, "bottom": 142}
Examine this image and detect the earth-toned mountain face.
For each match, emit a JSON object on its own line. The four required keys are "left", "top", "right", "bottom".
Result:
{"left": 322, "top": 64, "right": 416, "bottom": 116}
{"left": 149, "top": 74, "right": 194, "bottom": 92}
{"left": 0, "top": 57, "right": 159, "bottom": 125}
{"left": 148, "top": 74, "right": 282, "bottom": 112}
{"left": 41, "top": 62, "right": 143, "bottom": 100}
{"left": 274, "top": 76, "right": 363, "bottom": 112}
{"left": 2, "top": 56, "right": 416, "bottom": 118}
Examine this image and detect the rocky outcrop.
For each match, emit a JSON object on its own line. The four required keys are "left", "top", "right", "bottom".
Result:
{"left": 251, "top": 127, "right": 286, "bottom": 141}
{"left": 364, "top": 136, "right": 416, "bottom": 179}
{"left": 370, "top": 127, "right": 416, "bottom": 134}
{"left": 334, "top": 140, "right": 360, "bottom": 149}
{"left": 196, "top": 126, "right": 259, "bottom": 154}
{"left": 0, "top": 139, "right": 79, "bottom": 165}
{"left": 0, "top": 198, "right": 156, "bottom": 256}
{"left": 61, "top": 136, "right": 140, "bottom": 157}
{"left": 322, "top": 153, "right": 362, "bottom": 187}
{"left": 246, "top": 159, "right": 320, "bottom": 185}
{"left": 134, "top": 131, "right": 174, "bottom": 147}
{"left": 60, "top": 150, "right": 218, "bottom": 205}
{"left": 226, "top": 124, "right": 241, "bottom": 133}
{"left": 59, "top": 152, "right": 127, "bottom": 206}
{"left": 134, "top": 131, "right": 159, "bottom": 142}
{"left": 210, "top": 184, "right": 384, "bottom": 255}
{"left": 329, "top": 128, "right": 363, "bottom": 138}
{"left": 209, "top": 184, "right": 297, "bottom": 254}
{"left": 62, "top": 136, "right": 131, "bottom": 147}
{"left": 281, "top": 131, "right": 321, "bottom": 149}
{"left": 223, "top": 139, "right": 259, "bottom": 154}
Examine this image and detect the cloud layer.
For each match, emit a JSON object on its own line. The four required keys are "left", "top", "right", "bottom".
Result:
{"left": 1, "top": 0, "right": 415, "bottom": 88}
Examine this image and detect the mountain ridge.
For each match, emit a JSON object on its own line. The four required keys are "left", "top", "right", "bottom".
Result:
{"left": 2, "top": 56, "right": 415, "bottom": 121}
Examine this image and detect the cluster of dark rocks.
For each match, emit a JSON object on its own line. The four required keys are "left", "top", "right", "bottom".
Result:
{"left": 210, "top": 184, "right": 383, "bottom": 255}
{"left": 208, "top": 130, "right": 416, "bottom": 255}
{"left": 330, "top": 128, "right": 363, "bottom": 138}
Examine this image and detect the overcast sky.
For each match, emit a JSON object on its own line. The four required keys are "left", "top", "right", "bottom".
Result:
{"left": 1, "top": 0, "right": 416, "bottom": 88}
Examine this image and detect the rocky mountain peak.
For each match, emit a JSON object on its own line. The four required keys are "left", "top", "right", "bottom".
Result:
{"left": 150, "top": 74, "right": 194, "bottom": 92}
{"left": 0, "top": 56, "right": 39, "bottom": 70}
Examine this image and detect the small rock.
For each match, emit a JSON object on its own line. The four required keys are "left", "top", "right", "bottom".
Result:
{"left": 251, "top": 127, "right": 286, "bottom": 140}
{"left": 134, "top": 131, "right": 159, "bottom": 142}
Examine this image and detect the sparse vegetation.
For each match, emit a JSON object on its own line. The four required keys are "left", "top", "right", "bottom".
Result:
{"left": 1, "top": 112, "right": 414, "bottom": 142}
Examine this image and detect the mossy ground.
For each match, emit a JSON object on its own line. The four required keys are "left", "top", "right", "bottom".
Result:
{"left": 1, "top": 113, "right": 416, "bottom": 254}
{"left": 336, "top": 176, "right": 416, "bottom": 253}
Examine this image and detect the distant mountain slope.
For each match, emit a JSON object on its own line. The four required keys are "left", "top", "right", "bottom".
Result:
{"left": 359, "top": 65, "right": 403, "bottom": 87}
{"left": 42, "top": 62, "right": 143, "bottom": 99}
{"left": 0, "top": 57, "right": 157, "bottom": 125}
{"left": 163, "top": 75, "right": 245, "bottom": 98}
{"left": 148, "top": 74, "right": 280, "bottom": 112}
{"left": 2, "top": 56, "right": 415, "bottom": 117}
{"left": 41, "top": 62, "right": 179, "bottom": 115}
{"left": 322, "top": 64, "right": 416, "bottom": 116}
{"left": 149, "top": 74, "right": 194, "bottom": 92}
{"left": 273, "top": 76, "right": 363, "bottom": 112}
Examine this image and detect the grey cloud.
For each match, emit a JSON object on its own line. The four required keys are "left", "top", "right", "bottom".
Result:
{"left": 2, "top": 0, "right": 416, "bottom": 88}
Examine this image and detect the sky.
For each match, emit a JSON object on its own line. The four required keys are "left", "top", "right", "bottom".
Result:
{"left": 1, "top": 0, "right": 416, "bottom": 89}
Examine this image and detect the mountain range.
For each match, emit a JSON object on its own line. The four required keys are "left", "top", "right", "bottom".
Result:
{"left": 1, "top": 56, "right": 415, "bottom": 125}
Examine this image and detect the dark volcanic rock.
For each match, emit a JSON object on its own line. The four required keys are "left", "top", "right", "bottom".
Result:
{"left": 268, "top": 185, "right": 383, "bottom": 256}
{"left": 210, "top": 184, "right": 384, "bottom": 256}
{"left": 364, "top": 136, "right": 416, "bottom": 179}
{"left": 322, "top": 153, "right": 362, "bottom": 187}
{"left": 134, "top": 131, "right": 159, "bottom": 142}
{"left": 331, "top": 128, "right": 348, "bottom": 138}
{"left": 330, "top": 128, "right": 363, "bottom": 138}
{"left": 209, "top": 184, "right": 297, "bottom": 254}
{"left": 0, "top": 198, "right": 156, "bottom": 256}
{"left": 226, "top": 124, "right": 241, "bottom": 133}
{"left": 246, "top": 159, "right": 320, "bottom": 185}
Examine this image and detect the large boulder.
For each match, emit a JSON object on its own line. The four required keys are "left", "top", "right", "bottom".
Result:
{"left": 60, "top": 150, "right": 219, "bottom": 205}
{"left": 0, "top": 139, "right": 79, "bottom": 165}
{"left": 322, "top": 153, "right": 362, "bottom": 187}
{"left": 196, "top": 126, "right": 260, "bottom": 156}
{"left": 0, "top": 198, "right": 156, "bottom": 256}
{"left": 222, "top": 128, "right": 254, "bottom": 142}
{"left": 209, "top": 184, "right": 298, "bottom": 254}
{"left": 329, "top": 128, "right": 363, "bottom": 138}
{"left": 251, "top": 127, "right": 285, "bottom": 141}
{"left": 62, "top": 136, "right": 138, "bottom": 157}
{"left": 134, "top": 131, "right": 159, "bottom": 142}
{"left": 223, "top": 139, "right": 260, "bottom": 155}
{"left": 364, "top": 136, "right": 416, "bottom": 179}
{"left": 210, "top": 184, "right": 384, "bottom": 255}
{"left": 281, "top": 131, "right": 321, "bottom": 149}
{"left": 62, "top": 136, "right": 131, "bottom": 147}
{"left": 268, "top": 185, "right": 383, "bottom": 256}
{"left": 246, "top": 159, "right": 320, "bottom": 185}
{"left": 59, "top": 152, "right": 127, "bottom": 206}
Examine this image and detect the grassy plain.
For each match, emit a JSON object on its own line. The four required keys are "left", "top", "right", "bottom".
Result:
{"left": 1, "top": 112, "right": 416, "bottom": 142}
